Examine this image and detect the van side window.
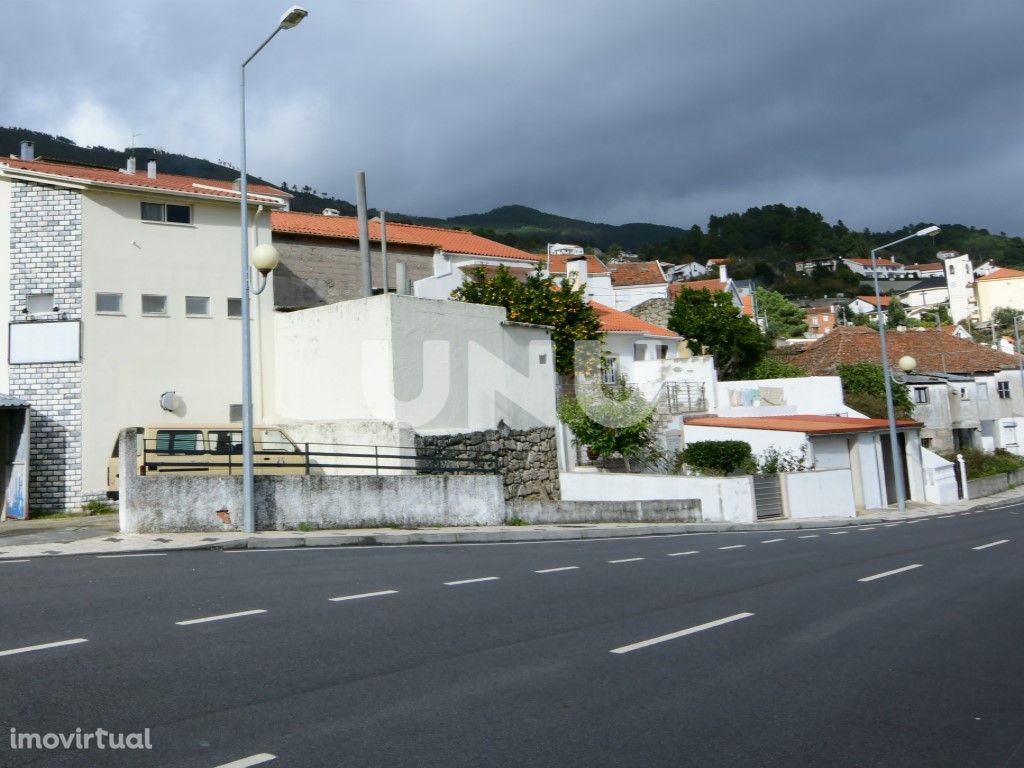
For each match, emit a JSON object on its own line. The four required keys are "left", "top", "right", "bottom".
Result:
{"left": 209, "top": 431, "right": 244, "bottom": 454}
{"left": 154, "top": 430, "right": 204, "bottom": 454}
{"left": 259, "top": 429, "right": 299, "bottom": 452}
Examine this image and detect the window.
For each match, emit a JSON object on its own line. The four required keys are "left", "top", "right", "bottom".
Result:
{"left": 948, "top": 264, "right": 955, "bottom": 274}
{"left": 913, "top": 387, "right": 929, "bottom": 404}
{"left": 1004, "top": 423, "right": 1018, "bottom": 446}
{"left": 998, "top": 381, "right": 1011, "bottom": 399}
{"left": 229, "top": 404, "right": 243, "bottom": 423}
{"left": 185, "top": 296, "right": 210, "bottom": 317}
{"left": 227, "top": 298, "right": 242, "bottom": 318}
{"left": 153, "top": 430, "right": 204, "bottom": 455}
{"left": 601, "top": 358, "right": 619, "bottom": 386}
{"left": 95, "top": 293, "right": 123, "bottom": 314}
{"left": 142, "top": 294, "right": 167, "bottom": 315}
{"left": 656, "top": 344, "right": 669, "bottom": 360}
{"left": 209, "top": 430, "right": 243, "bottom": 455}
{"left": 960, "top": 387, "right": 970, "bottom": 401}
{"left": 26, "top": 293, "right": 54, "bottom": 314}
{"left": 141, "top": 202, "right": 192, "bottom": 225}
{"left": 634, "top": 344, "right": 647, "bottom": 361}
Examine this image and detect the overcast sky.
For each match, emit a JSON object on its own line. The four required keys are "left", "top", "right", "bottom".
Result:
{"left": 3, "top": 0, "right": 1023, "bottom": 234}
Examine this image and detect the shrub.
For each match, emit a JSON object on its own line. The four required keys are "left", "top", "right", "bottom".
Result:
{"left": 756, "top": 444, "right": 813, "bottom": 474}
{"left": 952, "top": 448, "right": 1024, "bottom": 479}
{"left": 680, "top": 440, "right": 753, "bottom": 476}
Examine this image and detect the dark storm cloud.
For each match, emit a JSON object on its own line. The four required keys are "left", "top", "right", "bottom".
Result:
{"left": 3, "top": 0, "right": 1023, "bottom": 233}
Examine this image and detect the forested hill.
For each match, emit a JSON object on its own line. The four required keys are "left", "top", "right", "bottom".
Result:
{"left": 2, "top": 128, "right": 1022, "bottom": 274}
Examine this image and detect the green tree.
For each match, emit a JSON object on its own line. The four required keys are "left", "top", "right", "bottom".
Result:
{"left": 557, "top": 377, "right": 658, "bottom": 470}
{"left": 749, "top": 357, "right": 808, "bottom": 379}
{"left": 451, "top": 264, "right": 603, "bottom": 376}
{"left": 837, "top": 362, "right": 913, "bottom": 419}
{"left": 885, "top": 296, "right": 908, "bottom": 329}
{"left": 991, "top": 306, "right": 1019, "bottom": 337}
{"left": 755, "top": 287, "right": 807, "bottom": 339}
{"left": 667, "top": 287, "right": 767, "bottom": 379}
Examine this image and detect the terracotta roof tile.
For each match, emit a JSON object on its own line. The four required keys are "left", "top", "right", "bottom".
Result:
{"left": 545, "top": 253, "right": 609, "bottom": 274}
{"left": 845, "top": 257, "right": 902, "bottom": 268}
{"left": 670, "top": 278, "right": 728, "bottom": 298}
{"left": 912, "top": 262, "right": 944, "bottom": 272}
{"left": 772, "top": 325, "right": 1022, "bottom": 375}
{"left": 685, "top": 414, "right": 921, "bottom": 434}
{"left": 0, "top": 157, "right": 287, "bottom": 203}
{"left": 272, "top": 211, "right": 539, "bottom": 261}
{"left": 591, "top": 301, "right": 678, "bottom": 338}
{"left": 608, "top": 261, "right": 666, "bottom": 287}
{"left": 740, "top": 295, "right": 754, "bottom": 317}
{"left": 975, "top": 267, "right": 1024, "bottom": 282}
{"left": 856, "top": 294, "right": 892, "bottom": 307}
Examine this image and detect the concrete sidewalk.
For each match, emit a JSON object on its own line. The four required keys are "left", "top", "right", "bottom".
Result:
{"left": 0, "top": 486, "right": 1022, "bottom": 560}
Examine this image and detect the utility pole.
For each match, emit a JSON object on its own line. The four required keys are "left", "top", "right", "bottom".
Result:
{"left": 355, "top": 171, "right": 372, "bottom": 297}
{"left": 380, "top": 210, "right": 389, "bottom": 294}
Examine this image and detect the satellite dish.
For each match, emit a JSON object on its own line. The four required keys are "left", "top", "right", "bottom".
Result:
{"left": 160, "top": 391, "right": 180, "bottom": 412}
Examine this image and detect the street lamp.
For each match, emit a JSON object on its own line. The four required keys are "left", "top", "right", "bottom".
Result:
{"left": 870, "top": 225, "right": 939, "bottom": 514}
{"left": 239, "top": 5, "right": 308, "bottom": 534}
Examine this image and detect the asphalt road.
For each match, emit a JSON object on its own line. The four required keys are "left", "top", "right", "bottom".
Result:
{"left": 1, "top": 504, "right": 1023, "bottom": 767}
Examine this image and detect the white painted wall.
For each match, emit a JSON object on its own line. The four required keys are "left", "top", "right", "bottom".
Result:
{"left": 782, "top": 469, "right": 856, "bottom": 518}
{"left": 683, "top": 424, "right": 808, "bottom": 458}
{"left": 613, "top": 283, "right": 668, "bottom": 311}
{"left": 273, "top": 294, "right": 556, "bottom": 432}
{"left": 716, "top": 376, "right": 846, "bottom": 417}
{"left": 0, "top": 179, "right": 9, "bottom": 391}
{"left": 558, "top": 470, "right": 756, "bottom": 523}
{"left": 78, "top": 190, "right": 276, "bottom": 497}
{"left": 921, "top": 447, "right": 958, "bottom": 503}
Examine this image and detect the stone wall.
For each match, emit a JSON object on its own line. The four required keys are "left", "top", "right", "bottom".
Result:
{"left": 628, "top": 297, "right": 673, "bottom": 329}
{"left": 416, "top": 425, "right": 560, "bottom": 501}
{"left": 8, "top": 182, "right": 83, "bottom": 511}
{"left": 273, "top": 233, "right": 436, "bottom": 309}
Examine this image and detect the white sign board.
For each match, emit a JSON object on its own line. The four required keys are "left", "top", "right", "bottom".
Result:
{"left": 9, "top": 321, "right": 81, "bottom": 364}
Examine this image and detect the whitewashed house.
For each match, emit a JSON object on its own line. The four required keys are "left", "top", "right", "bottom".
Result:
{"left": 842, "top": 257, "right": 907, "bottom": 279}
{"left": 0, "top": 143, "right": 287, "bottom": 511}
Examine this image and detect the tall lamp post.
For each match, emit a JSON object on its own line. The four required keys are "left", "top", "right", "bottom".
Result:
{"left": 870, "top": 225, "right": 939, "bottom": 514}
{"left": 239, "top": 5, "right": 309, "bottom": 534}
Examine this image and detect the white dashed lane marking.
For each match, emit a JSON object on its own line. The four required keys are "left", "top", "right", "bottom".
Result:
{"left": 608, "top": 558, "right": 644, "bottom": 564}
{"left": 0, "top": 638, "right": 89, "bottom": 658}
{"left": 534, "top": 566, "right": 579, "bottom": 574}
{"left": 329, "top": 590, "right": 398, "bottom": 602}
{"left": 610, "top": 613, "right": 755, "bottom": 654}
{"left": 972, "top": 540, "right": 1009, "bottom": 551}
{"left": 176, "top": 610, "right": 267, "bottom": 626}
{"left": 444, "top": 577, "right": 500, "bottom": 586}
{"left": 858, "top": 564, "right": 923, "bottom": 583}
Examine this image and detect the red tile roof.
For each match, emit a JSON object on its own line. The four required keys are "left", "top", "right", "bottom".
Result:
{"left": 591, "top": 301, "right": 678, "bottom": 338}
{"left": 685, "top": 414, "right": 921, "bottom": 434}
{"left": 272, "top": 211, "right": 539, "bottom": 261}
{"left": 975, "top": 267, "right": 1024, "bottom": 282}
{"left": 772, "top": 325, "right": 1022, "bottom": 375}
{"left": 608, "top": 261, "right": 666, "bottom": 287}
{"left": 670, "top": 278, "right": 728, "bottom": 298}
{"left": 545, "top": 253, "right": 609, "bottom": 275}
{"left": 845, "top": 257, "right": 902, "bottom": 268}
{"left": 912, "top": 262, "right": 944, "bottom": 272}
{"left": 856, "top": 294, "right": 892, "bottom": 307}
{"left": 0, "top": 156, "right": 287, "bottom": 203}
{"left": 740, "top": 295, "right": 754, "bottom": 317}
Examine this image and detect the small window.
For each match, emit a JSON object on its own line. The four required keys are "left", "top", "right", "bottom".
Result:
{"left": 185, "top": 296, "right": 210, "bottom": 317}
{"left": 960, "top": 387, "right": 970, "bottom": 401}
{"left": 142, "top": 294, "right": 167, "bottom": 315}
{"left": 227, "top": 298, "right": 243, "bottom": 318}
{"left": 998, "top": 381, "right": 1011, "bottom": 399}
{"left": 634, "top": 344, "right": 647, "bottom": 361}
{"left": 657, "top": 344, "right": 669, "bottom": 360}
{"left": 229, "top": 404, "right": 243, "bottom": 422}
{"left": 95, "top": 293, "right": 123, "bottom": 314}
{"left": 948, "top": 264, "right": 955, "bottom": 274}
{"left": 601, "top": 358, "right": 619, "bottom": 386}
{"left": 26, "top": 293, "right": 55, "bottom": 314}
{"left": 140, "top": 202, "right": 192, "bottom": 225}
{"left": 914, "top": 387, "right": 929, "bottom": 404}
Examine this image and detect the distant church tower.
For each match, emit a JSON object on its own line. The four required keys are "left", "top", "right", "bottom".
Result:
{"left": 940, "top": 250, "right": 974, "bottom": 323}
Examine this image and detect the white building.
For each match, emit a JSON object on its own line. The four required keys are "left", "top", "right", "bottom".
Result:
{"left": 939, "top": 250, "right": 976, "bottom": 323}
{"left": 607, "top": 261, "right": 669, "bottom": 311}
{"left": 842, "top": 257, "right": 907, "bottom": 279}
{"left": 666, "top": 262, "right": 707, "bottom": 281}
{"left": 0, "top": 144, "right": 287, "bottom": 511}
{"left": 846, "top": 295, "right": 891, "bottom": 324}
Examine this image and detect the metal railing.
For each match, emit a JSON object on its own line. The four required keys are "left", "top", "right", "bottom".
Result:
{"left": 140, "top": 439, "right": 499, "bottom": 476}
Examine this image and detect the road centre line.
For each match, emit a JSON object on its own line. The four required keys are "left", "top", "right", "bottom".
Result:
{"left": 213, "top": 754, "right": 276, "bottom": 768}
{"left": 829, "top": 531, "right": 848, "bottom": 535}
{"left": 905, "top": 520, "right": 925, "bottom": 525}
{"left": 96, "top": 553, "right": 167, "bottom": 559}
{"left": 858, "top": 564, "right": 923, "bottom": 582}
{"left": 973, "top": 540, "right": 1009, "bottom": 551}
{"left": 761, "top": 539, "right": 784, "bottom": 544}
{"left": 858, "top": 527, "right": 876, "bottom": 531}
{"left": 444, "top": 577, "right": 500, "bottom": 586}
{"left": 937, "top": 515, "right": 955, "bottom": 519}
{"left": 329, "top": 590, "right": 398, "bottom": 602}
{"left": 176, "top": 609, "right": 267, "bottom": 626}
{"left": 798, "top": 534, "right": 818, "bottom": 539}
{"left": 0, "top": 560, "right": 30, "bottom": 564}
{"left": 611, "top": 612, "right": 755, "bottom": 654}
{"left": 608, "top": 558, "right": 644, "bottom": 564}
{"left": 718, "top": 545, "right": 746, "bottom": 550}
{"left": 0, "top": 638, "right": 88, "bottom": 658}
{"left": 535, "top": 566, "right": 579, "bottom": 574}
{"left": 882, "top": 523, "right": 902, "bottom": 527}
{"left": 667, "top": 551, "right": 700, "bottom": 556}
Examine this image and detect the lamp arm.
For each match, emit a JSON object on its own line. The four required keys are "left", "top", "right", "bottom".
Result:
{"left": 250, "top": 270, "right": 269, "bottom": 296}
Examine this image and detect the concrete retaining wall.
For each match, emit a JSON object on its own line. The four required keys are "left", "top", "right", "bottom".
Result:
{"left": 509, "top": 499, "right": 699, "bottom": 525}
{"left": 965, "top": 467, "right": 1024, "bottom": 499}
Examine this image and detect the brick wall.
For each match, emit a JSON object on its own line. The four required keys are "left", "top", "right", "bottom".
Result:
{"left": 8, "top": 182, "right": 83, "bottom": 511}
{"left": 273, "top": 234, "right": 436, "bottom": 309}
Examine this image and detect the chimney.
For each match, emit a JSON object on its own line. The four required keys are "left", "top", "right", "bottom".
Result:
{"left": 232, "top": 177, "right": 242, "bottom": 191}
{"left": 718, "top": 264, "right": 728, "bottom": 283}
{"left": 19, "top": 140, "right": 34, "bottom": 161}
{"left": 147, "top": 158, "right": 157, "bottom": 179}
{"left": 566, "top": 255, "right": 589, "bottom": 293}
{"left": 125, "top": 156, "right": 137, "bottom": 174}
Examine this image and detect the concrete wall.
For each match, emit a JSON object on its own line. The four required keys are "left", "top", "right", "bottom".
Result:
{"left": 613, "top": 283, "right": 668, "bottom": 311}
{"left": 782, "top": 469, "right": 856, "bottom": 519}
{"left": 509, "top": 498, "right": 699, "bottom": 524}
{"left": 975, "top": 275, "right": 1024, "bottom": 322}
{"left": 922, "top": 447, "right": 958, "bottom": 503}
{"left": 683, "top": 425, "right": 808, "bottom": 459}
{"left": 273, "top": 294, "right": 556, "bottom": 432}
{"left": 716, "top": 376, "right": 847, "bottom": 417}
{"left": 558, "top": 470, "right": 755, "bottom": 523}
{"left": 272, "top": 232, "right": 435, "bottom": 308}
{"left": 118, "top": 428, "right": 504, "bottom": 532}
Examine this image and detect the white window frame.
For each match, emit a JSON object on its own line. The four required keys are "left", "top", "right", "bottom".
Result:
{"left": 998, "top": 381, "right": 1011, "bottom": 400}
{"left": 142, "top": 294, "right": 168, "bottom": 316}
{"left": 140, "top": 201, "right": 192, "bottom": 225}
{"left": 913, "top": 387, "right": 929, "bottom": 404}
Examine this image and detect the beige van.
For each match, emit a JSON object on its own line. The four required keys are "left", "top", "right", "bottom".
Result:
{"left": 107, "top": 425, "right": 306, "bottom": 497}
